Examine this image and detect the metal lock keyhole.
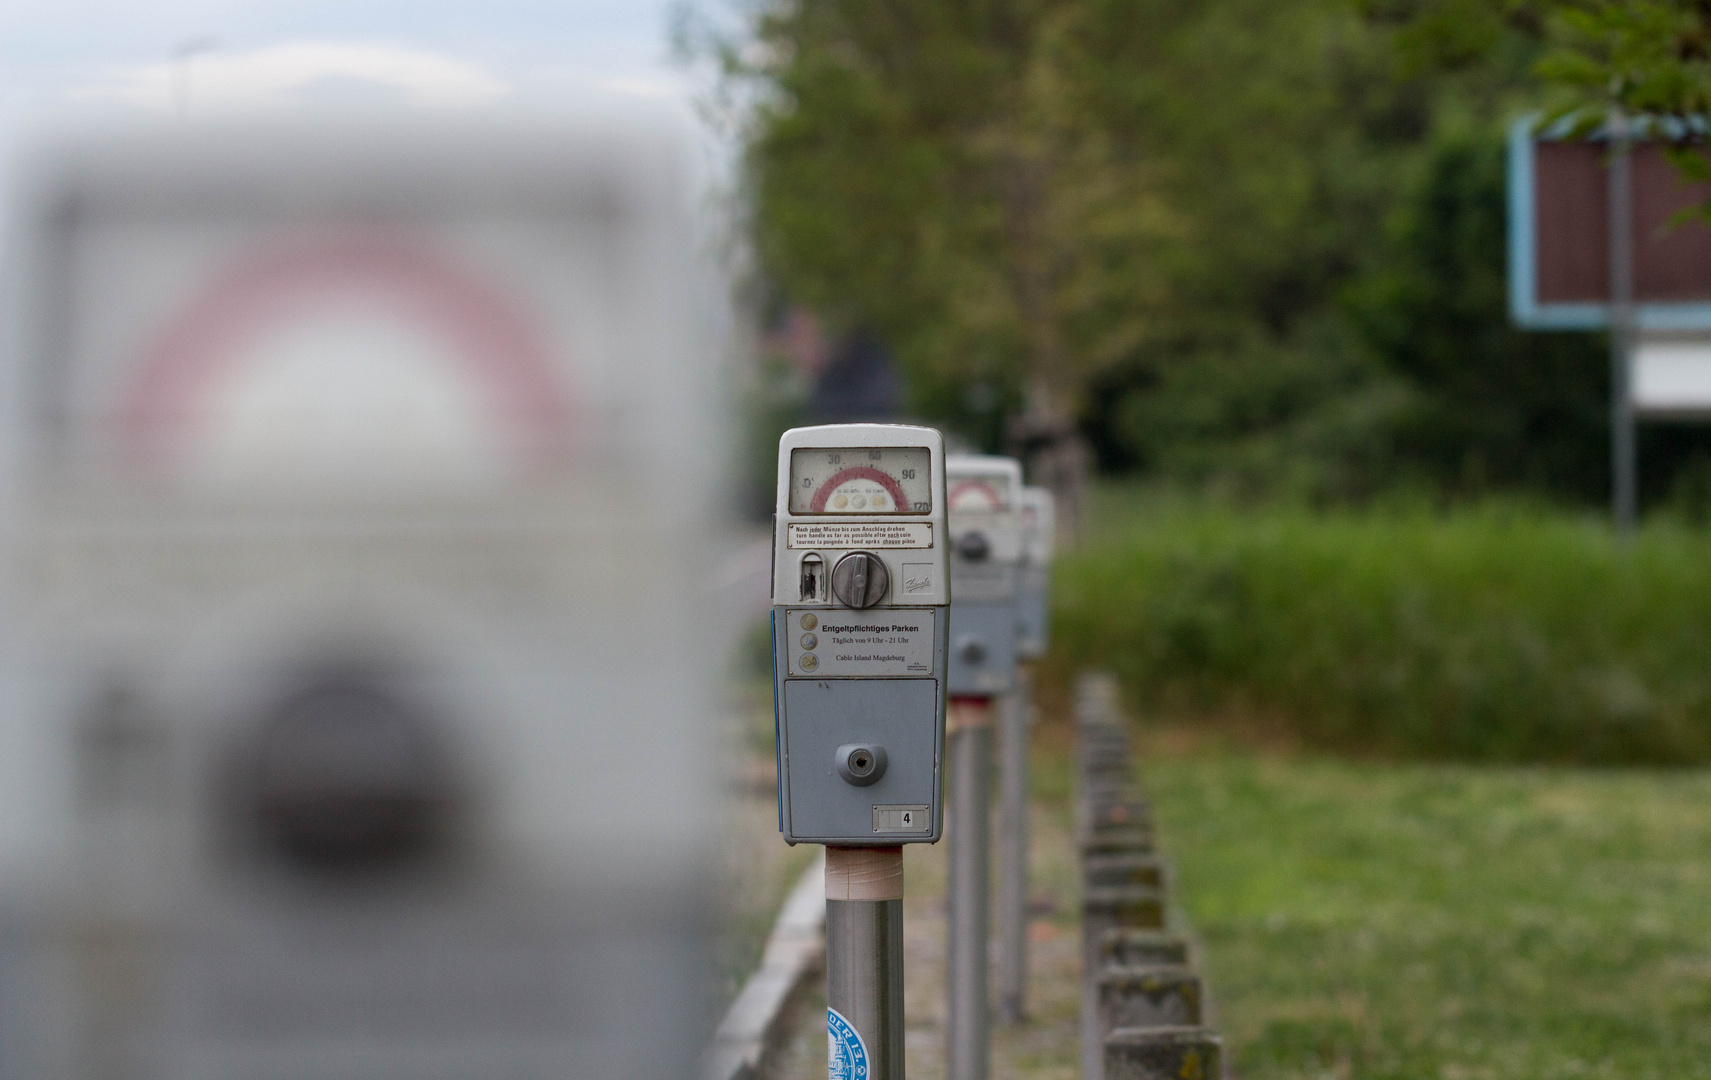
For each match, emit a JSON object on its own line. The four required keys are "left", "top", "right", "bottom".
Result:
{"left": 836, "top": 743, "right": 888, "bottom": 786}
{"left": 832, "top": 551, "right": 890, "bottom": 608}
{"left": 956, "top": 635, "right": 988, "bottom": 666}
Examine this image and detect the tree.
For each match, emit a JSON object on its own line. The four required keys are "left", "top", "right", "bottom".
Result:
{"left": 723, "top": 0, "right": 1182, "bottom": 534}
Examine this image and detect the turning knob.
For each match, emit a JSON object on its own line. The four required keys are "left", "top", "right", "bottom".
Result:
{"left": 831, "top": 551, "right": 890, "bottom": 608}
{"left": 956, "top": 531, "right": 990, "bottom": 562}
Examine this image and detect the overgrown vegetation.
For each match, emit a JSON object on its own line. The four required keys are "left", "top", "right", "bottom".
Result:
{"left": 1144, "top": 747, "right": 1711, "bottom": 1080}
{"left": 1048, "top": 486, "right": 1711, "bottom": 763}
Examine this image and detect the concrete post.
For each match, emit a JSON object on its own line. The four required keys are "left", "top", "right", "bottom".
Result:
{"left": 1096, "top": 966, "right": 1204, "bottom": 1034}
{"left": 1103, "top": 1026, "right": 1221, "bottom": 1080}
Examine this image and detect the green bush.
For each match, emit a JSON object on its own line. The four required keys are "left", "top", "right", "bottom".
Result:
{"left": 1049, "top": 494, "right": 1711, "bottom": 763}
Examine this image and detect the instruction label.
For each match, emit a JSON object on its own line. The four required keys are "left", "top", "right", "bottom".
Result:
{"left": 788, "top": 608, "right": 936, "bottom": 678}
{"left": 788, "top": 521, "right": 933, "bottom": 549}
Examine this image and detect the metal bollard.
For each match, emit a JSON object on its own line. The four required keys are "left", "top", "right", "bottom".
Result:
{"left": 1103, "top": 1026, "right": 1221, "bottom": 1080}
{"left": 946, "top": 698, "right": 993, "bottom": 1080}
{"left": 1096, "top": 965, "right": 1203, "bottom": 1033}
{"left": 826, "top": 847, "right": 908, "bottom": 1080}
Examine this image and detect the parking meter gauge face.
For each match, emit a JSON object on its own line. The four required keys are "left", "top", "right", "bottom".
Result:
{"left": 948, "top": 478, "right": 1009, "bottom": 513}
{"left": 789, "top": 447, "right": 932, "bottom": 513}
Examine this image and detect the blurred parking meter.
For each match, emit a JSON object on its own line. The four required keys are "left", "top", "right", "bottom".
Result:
{"left": 1016, "top": 487, "right": 1056, "bottom": 662}
{"left": 772, "top": 424, "right": 950, "bottom": 1080}
{"left": 998, "top": 484, "right": 1054, "bottom": 1024}
{"left": 0, "top": 112, "right": 728, "bottom": 1079}
{"left": 943, "top": 454, "right": 1024, "bottom": 1080}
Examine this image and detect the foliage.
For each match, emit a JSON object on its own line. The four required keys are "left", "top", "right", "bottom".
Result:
{"left": 720, "top": 0, "right": 1621, "bottom": 499}
{"left": 1144, "top": 748, "right": 1711, "bottom": 1080}
{"left": 1338, "top": 120, "right": 1611, "bottom": 500}
{"left": 725, "top": 0, "right": 1178, "bottom": 421}
{"left": 1401, "top": 0, "right": 1711, "bottom": 193}
{"left": 716, "top": 0, "right": 1711, "bottom": 501}
{"left": 1047, "top": 487, "right": 1711, "bottom": 763}
{"left": 736, "top": 353, "right": 814, "bottom": 517}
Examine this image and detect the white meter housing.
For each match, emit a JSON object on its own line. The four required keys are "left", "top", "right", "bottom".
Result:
{"left": 772, "top": 424, "right": 950, "bottom": 845}
{"left": 945, "top": 454, "right": 1024, "bottom": 696}
{"left": 1016, "top": 486, "right": 1057, "bottom": 660}
{"left": 0, "top": 112, "right": 725, "bottom": 1079}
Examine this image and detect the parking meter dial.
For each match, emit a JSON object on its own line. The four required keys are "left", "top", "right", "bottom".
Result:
{"left": 832, "top": 551, "right": 890, "bottom": 608}
{"left": 789, "top": 447, "right": 932, "bottom": 513}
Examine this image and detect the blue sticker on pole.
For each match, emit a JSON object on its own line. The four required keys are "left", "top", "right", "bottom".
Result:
{"left": 827, "top": 1007, "right": 870, "bottom": 1080}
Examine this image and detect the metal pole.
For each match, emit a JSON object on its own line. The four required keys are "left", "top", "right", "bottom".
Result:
{"left": 946, "top": 698, "right": 993, "bottom": 1080}
{"left": 1609, "top": 110, "right": 1638, "bottom": 536}
{"left": 826, "top": 847, "right": 906, "bottom": 1080}
{"left": 996, "top": 673, "right": 1032, "bottom": 1024}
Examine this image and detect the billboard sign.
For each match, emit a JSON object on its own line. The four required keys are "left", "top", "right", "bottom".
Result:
{"left": 1508, "top": 116, "right": 1711, "bottom": 331}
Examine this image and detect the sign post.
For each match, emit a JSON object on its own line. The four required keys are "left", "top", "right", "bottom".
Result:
{"left": 1509, "top": 114, "right": 1711, "bottom": 527}
{"left": 1608, "top": 112, "right": 1638, "bottom": 535}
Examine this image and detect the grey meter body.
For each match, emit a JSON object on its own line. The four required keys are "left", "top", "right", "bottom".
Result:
{"left": 945, "top": 455, "right": 1025, "bottom": 696}
{"left": 772, "top": 424, "right": 951, "bottom": 845}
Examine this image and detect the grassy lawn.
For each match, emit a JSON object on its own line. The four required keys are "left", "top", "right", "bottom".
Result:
{"left": 1138, "top": 742, "right": 1711, "bottom": 1079}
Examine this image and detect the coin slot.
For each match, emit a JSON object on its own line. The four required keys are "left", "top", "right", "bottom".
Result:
{"left": 799, "top": 553, "right": 825, "bottom": 601}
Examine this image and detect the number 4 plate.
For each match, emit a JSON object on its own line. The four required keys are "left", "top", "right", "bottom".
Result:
{"left": 872, "top": 805, "right": 930, "bottom": 833}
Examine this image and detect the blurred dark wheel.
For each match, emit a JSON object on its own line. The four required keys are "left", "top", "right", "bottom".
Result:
{"left": 248, "top": 676, "right": 452, "bottom": 873}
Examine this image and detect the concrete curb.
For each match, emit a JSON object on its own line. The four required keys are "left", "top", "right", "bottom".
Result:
{"left": 703, "top": 851, "right": 827, "bottom": 1080}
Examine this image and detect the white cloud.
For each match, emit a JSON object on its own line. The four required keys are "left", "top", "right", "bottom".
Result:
{"left": 75, "top": 40, "right": 512, "bottom": 113}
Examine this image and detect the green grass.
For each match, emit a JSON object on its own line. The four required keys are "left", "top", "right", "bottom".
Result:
{"left": 1048, "top": 488, "right": 1711, "bottom": 762}
{"left": 1141, "top": 746, "right": 1711, "bottom": 1080}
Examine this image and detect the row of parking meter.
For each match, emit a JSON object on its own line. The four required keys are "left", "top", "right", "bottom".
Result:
{"left": 1001, "top": 485, "right": 1055, "bottom": 1024}
{"left": 942, "top": 455, "right": 1024, "bottom": 1080}
{"left": 769, "top": 432, "right": 1053, "bottom": 1080}
{"left": 772, "top": 423, "right": 951, "bottom": 1080}
{"left": 942, "top": 458, "right": 1056, "bottom": 1080}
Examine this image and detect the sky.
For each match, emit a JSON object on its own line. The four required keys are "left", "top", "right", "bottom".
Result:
{"left": 0, "top": 0, "right": 731, "bottom": 145}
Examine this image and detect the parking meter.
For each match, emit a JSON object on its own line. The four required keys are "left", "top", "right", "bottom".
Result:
{"left": 1016, "top": 486, "right": 1057, "bottom": 660}
{"left": 772, "top": 424, "right": 950, "bottom": 845}
{"left": 0, "top": 113, "right": 725, "bottom": 1079}
{"left": 945, "top": 455, "right": 1024, "bottom": 696}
